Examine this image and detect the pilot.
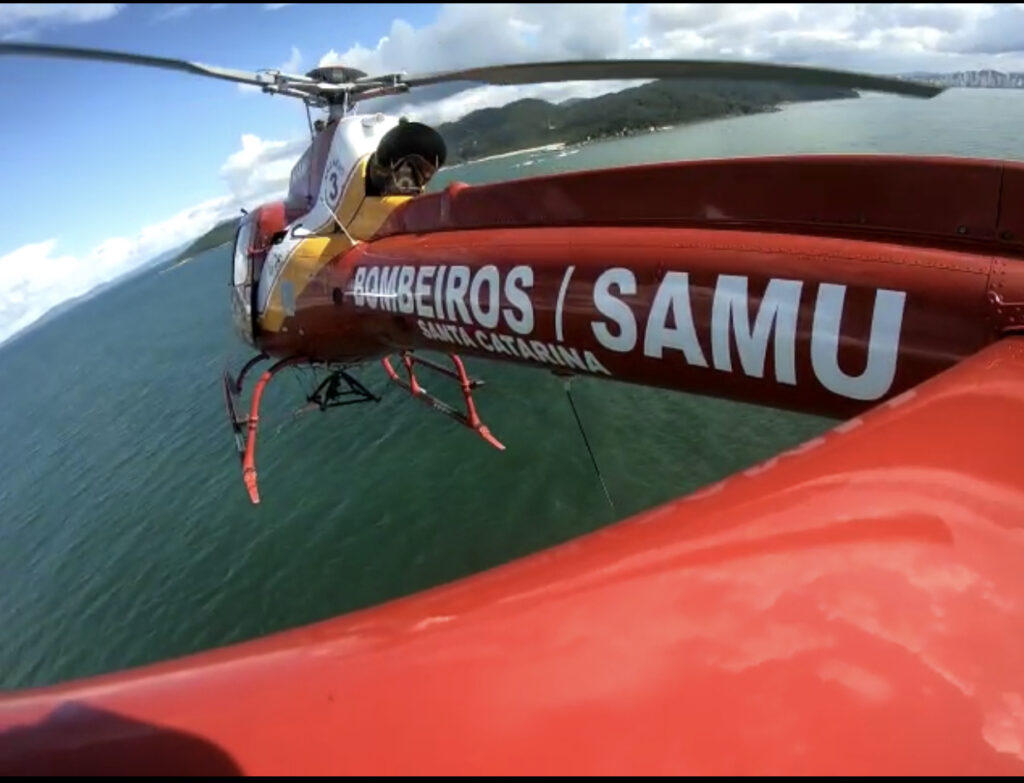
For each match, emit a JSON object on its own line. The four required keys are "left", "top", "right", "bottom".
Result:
{"left": 366, "top": 118, "right": 447, "bottom": 197}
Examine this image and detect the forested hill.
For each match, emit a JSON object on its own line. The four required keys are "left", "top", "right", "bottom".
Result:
{"left": 162, "top": 218, "right": 239, "bottom": 270}
{"left": 438, "top": 78, "right": 858, "bottom": 163}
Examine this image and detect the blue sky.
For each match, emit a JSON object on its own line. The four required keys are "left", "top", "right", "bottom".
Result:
{"left": 2, "top": 2, "right": 1023, "bottom": 344}
{"left": 0, "top": 4, "right": 437, "bottom": 253}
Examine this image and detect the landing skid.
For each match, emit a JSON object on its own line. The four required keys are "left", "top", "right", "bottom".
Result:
{"left": 381, "top": 351, "right": 505, "bottom": 451}
{"left": 223, "top": 357, "right": 379, "bottom": 504}
{"left": 222, "top": 350, "right": 502, "bottom": 505}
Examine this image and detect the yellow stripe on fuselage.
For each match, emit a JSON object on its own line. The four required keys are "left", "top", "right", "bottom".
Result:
{"left": 349, "top": 192, "right": 408, "bottom": 241}
{"left": 260, "top": 156, "right": 414, "bottom": 333}
{"left": 339, "top": 156, "right": 412, "bottom": 241}
{"left": 332, "top": 156, "right": 368, "bottom": 232}
{"left": 261, "top": 234, "right": 353, "bottom": 333}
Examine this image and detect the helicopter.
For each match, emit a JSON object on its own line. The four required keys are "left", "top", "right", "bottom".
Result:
{"left": 1, "top": 42, "right": 953, "bottom": 504}
{"left": 5, "top": 41, "right": 1024, "bottom": 777}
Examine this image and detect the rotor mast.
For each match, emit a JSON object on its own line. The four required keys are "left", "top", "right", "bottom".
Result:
{"left": 303, "top": 65, "right": 410, "bottom": 119}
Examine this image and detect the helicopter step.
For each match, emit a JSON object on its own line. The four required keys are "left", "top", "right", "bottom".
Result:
{"left": 381, "top": 351, "right": 505, "bottom": 452}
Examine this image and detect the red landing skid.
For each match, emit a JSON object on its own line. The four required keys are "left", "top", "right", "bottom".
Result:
{"left": 381, "top": 351, "right": 505, "bottom": 452}
{"left": 222, "top": 351, "right": 502, "bottom": 504}
{"left": 223, "top": 356, "right": 305, "bottom": 505}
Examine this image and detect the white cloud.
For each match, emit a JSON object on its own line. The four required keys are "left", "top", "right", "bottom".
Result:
{"left": 0, "top": 3, "right": 122, "bottom": 33}
{"left": 0, "top": 197, "right": 232, "bottom": 344}
{"left": 317, "top": 4, "right": 634, "bottom": 120}
{"left": 0, "top": 133, "right": 304, "bottom": 346}
{"left": 940, "top": 5, "right": 1024, "bottom": 56}
{"left": 280, "top": 44, "right": 302, "bottom": 73}
{"left": 310, "top": 3, "right": 1024, "bottom": 125}
{"left": 153, "top": 3, "right": 234, "bottom": 22}
{"left": 319, "top": 3, "right": 630, "bottom": 75}
{"left": 636, "top": 3, "right": 1024, "bottom": 72}
{"left": 318, "top": 2, "right": 1024, "bottom": 120}
{"left": 238, "top": 45, "right": 303, "bottom": 93}
{"left": 219, "top": 133, "right": 306, "bottom": 202}
{"left": 263, "top": 3, "right": 293, "bottom": 9}
{"left": 153, "top": 4, "right": 199, "bottom": 21}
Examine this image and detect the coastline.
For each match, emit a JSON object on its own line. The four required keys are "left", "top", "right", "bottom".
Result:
{"left": 449, "top": 103, "right": 799, "bottom": 167}
{"left": 470, "top": 142, "right": 567, "bottom": 162}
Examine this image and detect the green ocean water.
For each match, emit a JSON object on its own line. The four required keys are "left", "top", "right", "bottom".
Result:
{"left": 2, "top": 89, "right": 1023, "bottom": 691}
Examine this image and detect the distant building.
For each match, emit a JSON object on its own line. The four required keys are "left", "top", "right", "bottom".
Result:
{"left": 909, "top": 70, "right": 1024, "bottom": 89}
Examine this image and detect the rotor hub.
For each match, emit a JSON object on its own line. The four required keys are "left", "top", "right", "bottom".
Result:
{"left": 306, "top": 65, "right": 368, "bottom": 85}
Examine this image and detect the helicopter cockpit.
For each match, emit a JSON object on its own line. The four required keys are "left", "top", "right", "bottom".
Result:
{"left": 227, "top": 117, "right": 449, "bottom": 351}
{"left": 229, "top": 202, "right": 288, "bottom": 347}
{"left": 229, "top": 215, "right": 257, "bottom": 346}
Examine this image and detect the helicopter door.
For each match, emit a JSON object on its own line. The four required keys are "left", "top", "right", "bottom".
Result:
{"left": 230, "top": 217, "right": 258, "bottom": 347}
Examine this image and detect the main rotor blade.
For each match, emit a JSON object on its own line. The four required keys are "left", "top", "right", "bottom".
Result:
{"left": 402, "top": 59, "right": 943, "bottom": 99}
{"left": 0, "top": 42, "right": 313, "bottom": 88}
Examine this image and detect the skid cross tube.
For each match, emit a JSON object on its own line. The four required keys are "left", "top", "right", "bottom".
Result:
{"left": 230, "top": 352, "right": 269, "bottom": 394}
{"left": 381, "top": 351, "right": 505, "bottom": 451}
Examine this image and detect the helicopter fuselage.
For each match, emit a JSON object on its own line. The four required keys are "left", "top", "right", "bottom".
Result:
{"left": 229, "top": 112, "right": 410, "bottom": 361}
{"left": 231, "top": 150, "right": 1024, "bottom": 421}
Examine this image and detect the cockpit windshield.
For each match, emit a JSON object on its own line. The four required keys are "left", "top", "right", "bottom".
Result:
{"left": 230, "top": 217, "right": 258, "bottom": 346}
{"left": 233, "top": 219, "right": 255, "bottom": 289}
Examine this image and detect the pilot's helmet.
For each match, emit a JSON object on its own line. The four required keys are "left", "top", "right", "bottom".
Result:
{"left": 371, "top": 119, "right": 447, "bottom": 195}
